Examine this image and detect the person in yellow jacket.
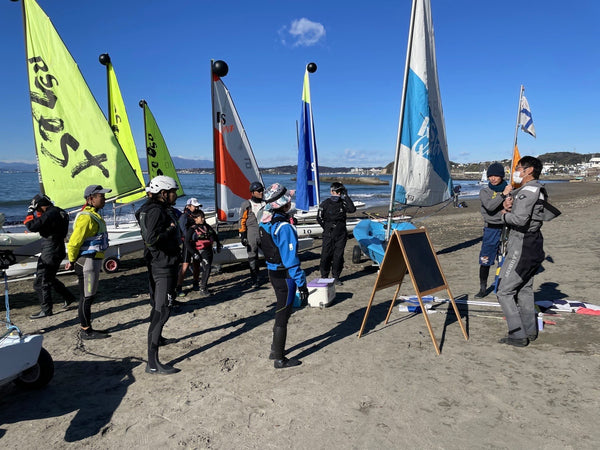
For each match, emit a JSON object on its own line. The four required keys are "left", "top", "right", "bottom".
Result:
{"left": 65, "top": 185, "right": 111, "bottom": 340}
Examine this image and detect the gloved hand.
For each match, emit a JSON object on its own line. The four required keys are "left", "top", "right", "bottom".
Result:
{"left": 193, "top": 252, "right": 201, "bottom": 261}
{"left": 298, "top": 284, "right": 309, "bottom": 305}
{"left": 216, "top": 242, "right": 223, "bottom": 253}
{"left": 239, "top": 231, "right": 248, "bottom": 247}
{"left": 27, "top": 197, "right": 38, "bottom": 215}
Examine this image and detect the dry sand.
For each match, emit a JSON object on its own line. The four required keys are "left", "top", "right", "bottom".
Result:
{"left": 1, "top": 181, "right": 599, "bottom": 449}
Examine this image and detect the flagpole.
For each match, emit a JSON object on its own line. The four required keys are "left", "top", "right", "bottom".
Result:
{"left": 510, "top": 85, "right": 524, "bottom": 180}
{"left": 386, "top": 0, "right": 417, "bottom": 242}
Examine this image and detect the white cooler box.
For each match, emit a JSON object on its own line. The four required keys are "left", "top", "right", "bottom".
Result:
{"left": 305, "top": 278, "right": 336, "bottom": 308}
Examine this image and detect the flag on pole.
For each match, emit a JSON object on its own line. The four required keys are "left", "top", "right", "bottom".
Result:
{"left": 510, "top": 144, "right": 521, "bottom": 187}
{"left": 519, "top": 95, "right": 536, "bottom": 137}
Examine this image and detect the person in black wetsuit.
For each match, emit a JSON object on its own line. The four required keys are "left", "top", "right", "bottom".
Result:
{"left": 317, "top": 182, "right": 356, "bottom": 285}
{"left": 136, "top": 175, "right": 182, "bottom": 375}
{"left": 25, "top": 194, "right": 76, "bottom": 319}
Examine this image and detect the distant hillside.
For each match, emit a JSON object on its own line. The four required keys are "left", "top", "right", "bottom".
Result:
{"left": 383, "top": 152, "right": 600, "bottom": 174}
{"left": 0, "top": 161, "right": 37, "bottom": 172}
{"left": 139, "top": 156, "right": 213, "bottom": 170}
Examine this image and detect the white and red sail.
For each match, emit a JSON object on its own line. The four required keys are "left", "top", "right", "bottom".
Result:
{"left": 211, "top": 64, "right": 263, "bottom": 223}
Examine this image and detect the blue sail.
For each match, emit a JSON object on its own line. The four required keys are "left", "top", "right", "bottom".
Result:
{"left": 296, "top": 69, "right": 320, "bottom": 212}
{"left": 394, "top": 0, "right": 452, "bottom": 206}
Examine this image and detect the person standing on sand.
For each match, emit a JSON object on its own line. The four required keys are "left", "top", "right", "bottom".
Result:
{"left": 259, "top": 183, "right": 309, "bottom": 369}
{"left": 65, "top": 185, "right": 111, "bottom": 340}
{"left": 317, "top": 181, "right": 356, "bottom": 285}
{"left": 176, "top": 197, "right": 202, "bottom": 296}
{"left": 136, "top": 175, "right": 182, "bottom": 374}
{"left": 25, "top": 194, "right": 76, "bottom": 319}
{"left": 184, "top": 210, "right": 222, "bottom": 297}
{"left": 239, "top": 181, "right": 266, "bottom": 288}
{"left": 475, "top": 162, "right": 512, "bottom": 298}
{"left": 496, "top": 156, "right": 560, "bottom": 347}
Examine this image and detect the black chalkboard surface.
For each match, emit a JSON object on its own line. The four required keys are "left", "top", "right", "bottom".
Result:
{"left": 398, "top": 230, "right": 445, "bottom": 293}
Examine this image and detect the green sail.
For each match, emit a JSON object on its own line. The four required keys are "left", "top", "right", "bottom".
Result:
{"left": 22, "top": 0, "right": 142, "bottom": 209}
{"left": 106, "top": 59, "right": 146, "bottom": 204}
{"left": 141, "top": 100, "right": 184, "bottom": 197}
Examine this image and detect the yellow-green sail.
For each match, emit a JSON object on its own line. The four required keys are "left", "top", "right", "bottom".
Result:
{"left": 140, "top": 100, "right": 184, "bottom": 197}
{"left": 103, "top": 55, "right": 146, "bottom": 204}
{"left": 21, "top": 0, "right": 142, "bottom": 209}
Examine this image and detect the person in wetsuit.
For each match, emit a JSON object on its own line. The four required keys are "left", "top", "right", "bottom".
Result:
{"left": 259, "top": 183, "right": 309, "bottom": 369}
{"left": 317, "top": 181, "right": 356, "bottom": 285}
{"left": 239, "top": 181, "right": 266, "bottom": 288}
{"left": 136, "top": 175, "right": 182, "bottom": 374}
{"left": 25, "top": 194, "right": 76, "bottom": 319}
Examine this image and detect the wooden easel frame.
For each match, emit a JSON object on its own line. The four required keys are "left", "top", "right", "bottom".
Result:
{"left": 357, "top": 228, "right": 468, "bottom": 355}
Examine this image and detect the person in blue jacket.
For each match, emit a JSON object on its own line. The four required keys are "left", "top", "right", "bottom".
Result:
{"left": 259, "top": 183, "right": 309, "bottom": 369}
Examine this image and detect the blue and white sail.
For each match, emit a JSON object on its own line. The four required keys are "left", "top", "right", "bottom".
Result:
{"left": 392, "top": 0, "right": 452, "bottom": 207}
{"left": 296, "top": 64, "right": 320, "bottom": 212}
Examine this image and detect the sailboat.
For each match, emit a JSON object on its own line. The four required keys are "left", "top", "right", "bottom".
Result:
{"left": 291, "top": 62, "right": 363, "bottom": 235}
{"left": 210, "top": 60, "right": 313, "bottom": 265}
{"left": 353, "top": 0, "right": 453, "bottom": 265}
{"left": 4, "top": 0, "right": 145, "bottom": 277}
{"left": 479, "top": 170, "right": 488, "bottom": 185}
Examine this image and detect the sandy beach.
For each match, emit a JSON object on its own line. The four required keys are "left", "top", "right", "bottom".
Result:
{"left": 1, "top": 180, "right": 599, "bottom": 449}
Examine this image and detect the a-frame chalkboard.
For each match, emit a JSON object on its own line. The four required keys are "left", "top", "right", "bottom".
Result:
{"left": 358, "top": 227, "right": 468, "bottom": 355}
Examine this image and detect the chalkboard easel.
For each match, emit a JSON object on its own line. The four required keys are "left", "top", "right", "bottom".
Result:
{"left": 357, "top": 227, "right": 468, "bottom": 355}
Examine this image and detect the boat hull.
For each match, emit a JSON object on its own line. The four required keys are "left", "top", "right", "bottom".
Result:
{"left": 352, "top": 219, "right": 416, "bottom": 265}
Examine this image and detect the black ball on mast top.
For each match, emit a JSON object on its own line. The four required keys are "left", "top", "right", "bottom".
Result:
{"left": 139, "top": 100, "right": 146, "bottom": 109}
{"left": 212, "top": 60, "right": 229, "bottom": 77}
{"left": 99, "top": 53, "right": 111, "bottom": 66}
{"left": 306, "top": 62, "right": 317, "bottom": 73}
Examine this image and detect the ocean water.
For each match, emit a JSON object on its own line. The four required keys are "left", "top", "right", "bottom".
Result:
{"left": 0, "top": 171, "right": 485, "bottom": 225}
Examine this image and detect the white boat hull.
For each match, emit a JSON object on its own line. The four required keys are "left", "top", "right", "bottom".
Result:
{"left": 0, "top": 334, "right": 43, "bottom": 386}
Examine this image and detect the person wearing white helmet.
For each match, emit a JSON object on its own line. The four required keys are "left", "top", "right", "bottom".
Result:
{"left": 135, "top": 175, "right": 182, "bottom": 374}
{"left": 259, "top": 183, "right": 309, "bottom": 369}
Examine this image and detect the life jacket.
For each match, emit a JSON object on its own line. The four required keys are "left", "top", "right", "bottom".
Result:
{"left": 258, "top": 215, "right": 290, "bottom": 266}
{"left": 193, "top": 224, "right": 213, "bottom": 251}
{"left": 76, "top": 210, "right": 108, "bottom": 256}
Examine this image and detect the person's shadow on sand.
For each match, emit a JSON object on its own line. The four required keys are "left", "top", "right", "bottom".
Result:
{"left": 0, "top": 357, "right": 139, "bottom": 442}
{"left": 287, "top": 302, "right": 395, "bottom": 359}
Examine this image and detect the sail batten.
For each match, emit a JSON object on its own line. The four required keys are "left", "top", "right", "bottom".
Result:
{"left": 21, "top": 0, "right": 142, "bottom": 209}
{"left": 211, "top": 68, "right": 263, "bottom": 223}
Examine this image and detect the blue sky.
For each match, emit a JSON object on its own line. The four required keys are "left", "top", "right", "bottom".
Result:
{"left": 1, "top": 0, "right": 598, "bottom": 168}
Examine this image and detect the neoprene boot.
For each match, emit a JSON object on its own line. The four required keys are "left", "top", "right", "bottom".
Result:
{"left": 250, "top": 267, "right": 259, "bottom": 288}
{"left": 474, "top": 266, "right": 490, "bottom": 298}
{"left": 272, "top": 326, "right": 301, "bottom": 369}
{"left": 146, "top": 344, "right": 180, "bottom": 375}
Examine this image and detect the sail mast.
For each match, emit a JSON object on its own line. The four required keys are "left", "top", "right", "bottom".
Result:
{"left": 210, "top": 59, "right": 218, "bottom": 227}
{"left": 307, "top": 67, "right": 320, "bottom": 206}
{"left": 386, "top": 0, "right": 418, "bottom": 241}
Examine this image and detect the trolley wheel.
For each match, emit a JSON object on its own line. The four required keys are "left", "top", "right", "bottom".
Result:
{"left": 102, "top": 257, "right": 120, "bottom": 273}
{"left": 352, "top": 245, "right": 362, "bottom": 264}
{"left": 15, "top": 347, "right": 54, "bottom": 389}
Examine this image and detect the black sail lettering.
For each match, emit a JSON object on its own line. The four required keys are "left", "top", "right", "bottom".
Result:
{"left": 36, "top": 115, "right": 64, "bottom": 141}
{"left": 71, "top": 149, "right": 109, "bottom": 178}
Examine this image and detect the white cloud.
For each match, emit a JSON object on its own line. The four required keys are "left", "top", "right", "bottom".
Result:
{"left": 281, "top": 18, "right": 326, "bottom": 47}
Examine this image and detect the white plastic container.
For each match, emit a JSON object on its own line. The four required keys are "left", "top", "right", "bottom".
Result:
{"left": 306, "top": 278, "right": 336, "bottom": 308}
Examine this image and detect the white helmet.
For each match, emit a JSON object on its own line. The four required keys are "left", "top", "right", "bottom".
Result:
{"left": 147, "top": 175, "right": 178, "bottom": 194}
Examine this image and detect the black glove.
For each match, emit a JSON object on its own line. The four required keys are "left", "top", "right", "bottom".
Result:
{"left": 240, "top": 231, "right": 248, "bottom": 247}
{"left": 298, "top": 285, "right": 309, "bottom": 305}
{"left": 193, "top": 252, "right": 201, "bottom": 261}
